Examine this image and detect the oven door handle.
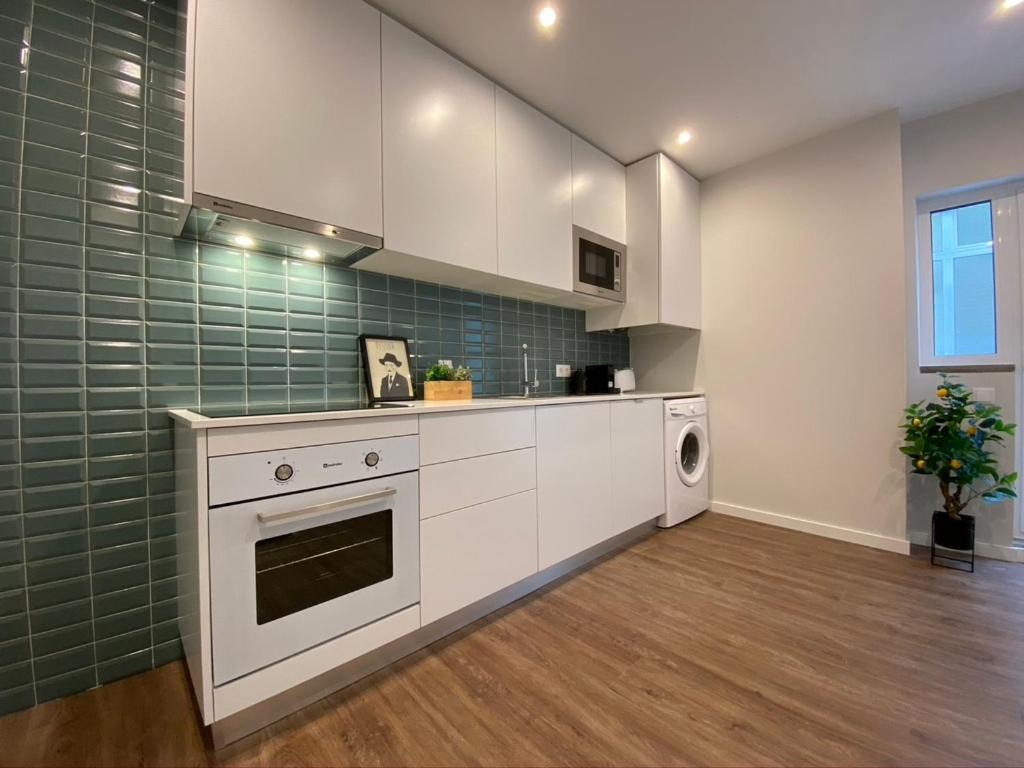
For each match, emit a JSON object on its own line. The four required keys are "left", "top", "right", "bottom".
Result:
{"left": 256, "top": 487, "right": 397, "bottom": 527}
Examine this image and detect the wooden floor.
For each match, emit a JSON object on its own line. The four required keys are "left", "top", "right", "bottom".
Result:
{"left": 2, "top": 512, "right": 1024, "bottom": 767}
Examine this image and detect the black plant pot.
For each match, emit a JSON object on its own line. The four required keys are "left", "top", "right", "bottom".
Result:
{"left": 932, "top": 511, "right": 975, "bottom": 551}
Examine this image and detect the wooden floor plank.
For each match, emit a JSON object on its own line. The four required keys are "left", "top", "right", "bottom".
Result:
{"left": 1, "top": 512, "right": 1022, "bottom": 767}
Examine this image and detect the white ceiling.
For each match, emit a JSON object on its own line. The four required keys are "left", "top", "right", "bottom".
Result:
{"left": 372, "top": 0, "right": 1024, "bottom": 179}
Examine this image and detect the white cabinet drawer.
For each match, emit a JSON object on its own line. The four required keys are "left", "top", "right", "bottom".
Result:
{"left": 419, "top": 408, "right": 535, "bottom": 465}
{"left": 420, "top": 490, "right": 538, "bottom": 625}
{"left": 420, "top": 448, "right": 536, "bottom": 520}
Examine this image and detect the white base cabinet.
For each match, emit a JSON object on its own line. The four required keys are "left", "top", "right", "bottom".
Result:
{"left": 536, "top": 402, "right": 614, "bottom": 569}
{"left": 610, "top": 398, "right": 665, "bottom": 533}
{"left": 420, "top": 490, "right": 538, "bottom": 625}
{"left": 175, "top": 395, "right": 672, "bottom": 743}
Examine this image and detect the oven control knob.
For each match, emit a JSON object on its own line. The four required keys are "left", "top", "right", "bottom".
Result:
{"left": 274, "top": 463, "right": 293, "bottom": 482}
{"left": 364, "top": 451, "right": 380, "bottom": 468}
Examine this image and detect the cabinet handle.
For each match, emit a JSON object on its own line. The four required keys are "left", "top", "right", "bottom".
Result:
{"left": 257, "top": 487, "right": 397, "bottom": 527}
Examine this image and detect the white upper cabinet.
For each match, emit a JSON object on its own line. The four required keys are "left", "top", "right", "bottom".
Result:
{"left": 587, "top": 153, "right": 700, "bottom": 331}
{"left": 571, "top": 135, "right": 627, "bottom": 244}
{"left": 381, "top": 17, "right": 497, "bottom": 274}
{"left": 658, "top": 154, "right": 701, "bottom": 329}
{"left": 190, "top": 0, "right": 383, "bottom": 237}
{"left": 496, "top": 88, "right": 573, "bottom": 292}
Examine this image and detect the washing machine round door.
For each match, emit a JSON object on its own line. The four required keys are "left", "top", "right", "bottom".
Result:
{"left": 675, "top": 421, "right": 708, "bottom": 487}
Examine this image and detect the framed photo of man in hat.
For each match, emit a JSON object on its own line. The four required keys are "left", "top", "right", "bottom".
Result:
{"left": 359, "top": 334, "right": 414, "bottom": 402}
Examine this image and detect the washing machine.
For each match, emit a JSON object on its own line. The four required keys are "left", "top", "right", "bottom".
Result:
{"left": 659, "top": 397, "right": 709, "bottom": 527}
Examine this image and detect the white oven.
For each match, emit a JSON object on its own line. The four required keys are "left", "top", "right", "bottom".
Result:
{"left": 207, "top": 435, "right": 419, "bottom": 685}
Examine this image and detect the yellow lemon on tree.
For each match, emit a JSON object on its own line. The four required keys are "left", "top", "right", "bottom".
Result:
{"left": 912, "top": 418, "right": 922, "bottom": 427}
{"left": 950, "top": 458, "right": 962, "bottom": 469}
{"left": 937, "top": 388, "right": 949, "bottom": 399}
{"left": 915, "top": 459, "right": 926, "bottom": 470}
{"left": 967, "top": 426, "right": 977, "bottom": 437}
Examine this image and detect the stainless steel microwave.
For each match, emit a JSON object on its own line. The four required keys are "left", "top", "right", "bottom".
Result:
{"left": 573, "top": 225, "right": 626, "bottom": 302}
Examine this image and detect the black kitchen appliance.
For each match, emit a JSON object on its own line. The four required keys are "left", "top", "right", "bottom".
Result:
{"left": 584, "top": 364, "right": 620, "bottom": 395}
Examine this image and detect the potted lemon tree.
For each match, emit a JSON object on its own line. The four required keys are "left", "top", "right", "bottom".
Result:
{"left": 901, "top": 375, "right": 1017, "bottom": 566}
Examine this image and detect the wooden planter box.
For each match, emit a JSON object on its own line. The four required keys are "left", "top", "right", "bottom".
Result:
{"left": 423, "top": 380, "right": 473, "bottom": 401}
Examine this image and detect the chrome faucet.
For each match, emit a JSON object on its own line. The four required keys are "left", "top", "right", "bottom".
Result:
{"left": 522, "top": 344, "right": 539, "bottom": 396}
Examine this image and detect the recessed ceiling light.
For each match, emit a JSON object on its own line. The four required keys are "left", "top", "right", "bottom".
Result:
{"left": 538, "top": 6, "right": 557, "bottom": 28}
{"left": 676, "top": 130, "right": 693, "bottom": 145}
{"left": 233, "top": 235, "right": 254, "bottom": 248}
{"left": 1002, "top": 0, "right": 1023, "bottom": 9}
{"left": 302, "top": 248, "right": 321, "bottom": 260}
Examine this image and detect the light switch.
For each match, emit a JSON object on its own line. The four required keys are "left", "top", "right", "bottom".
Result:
{"left": 555, "top": 364, "right": 571, "bottom": 378}
{"left": 972, "top": 387, "right": 996, "bottom": 403}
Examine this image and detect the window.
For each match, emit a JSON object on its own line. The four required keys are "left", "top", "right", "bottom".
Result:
{"left": 916, "top": 188, "right": 1020, "bottom": 369}
{"left": 930, "top": 201, "right": 996, "bottom": 357}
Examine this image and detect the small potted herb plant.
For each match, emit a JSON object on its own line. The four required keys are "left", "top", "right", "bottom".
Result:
{"left": 423, "top": 363, "right": 473, "bottom": 401}
{"left": 901, "top": 375, "right": 1017, "bottom": 555}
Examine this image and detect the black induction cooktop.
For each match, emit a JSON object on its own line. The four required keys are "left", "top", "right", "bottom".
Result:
{"left": 188, "top": 401, "right": 416, "bottom": 418}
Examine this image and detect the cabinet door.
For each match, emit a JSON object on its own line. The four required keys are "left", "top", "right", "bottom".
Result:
{"left": 496, "top": 88, "right": 572, "bottom": 291}
{"left": 382, "top": 17, "right": 497, "bottom": 274}
{"left": 536, "top": 403, "right": 612, "bottom": 569}
{"left": 585, "top": 155, "right": 658, "bottom": 331}
{"left": 659, "top": 154, "right": 701, "bottom": 329}
{"left": 610, "top": 399, "right": 665, "bottom": 534}
{"left": 420, "top": 490, "right": 538, "bottom": 625}
{"left": 571, "top": 135, "right": 626, "bottom": 244}
{"left": 192, "top": 0, "right": 382, "bottom": 236}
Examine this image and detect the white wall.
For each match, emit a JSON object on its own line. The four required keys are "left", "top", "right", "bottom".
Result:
{"left": 629, "top": 327, "right": 700, "bottom": 392}
{"left": 901, "top": 88, "right": 1024, "bottom": 555}
{"left": 698, "top": 111, "right": 909, "bottom": 552}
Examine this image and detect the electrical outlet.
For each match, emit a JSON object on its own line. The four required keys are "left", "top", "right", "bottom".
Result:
{"left": 973, "top": 387, "right": 996, "bottom": 403}
{"left": 438, "top": 359, "right": 453, "bottom": 367}
{"left": 555, "top": 364, "right": 571, "bottom": 378}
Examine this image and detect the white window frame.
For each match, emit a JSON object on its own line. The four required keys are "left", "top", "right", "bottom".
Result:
{"left": 1018, "top": 190, "right": 1024, "bottom": 541}
{"left": 916, "top": 185, "right": 1021, "bottom": 370}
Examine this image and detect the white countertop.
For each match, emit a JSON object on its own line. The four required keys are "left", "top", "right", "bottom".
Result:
{"left": 169, "top": 390, "right": 703, "bottom": 430}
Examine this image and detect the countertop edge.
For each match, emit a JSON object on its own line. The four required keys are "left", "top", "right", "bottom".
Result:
{"left": 169, "top": 391, "right": 704, "bottom": 430}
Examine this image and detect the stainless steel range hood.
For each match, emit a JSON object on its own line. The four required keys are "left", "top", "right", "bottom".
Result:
{"left": 180, "top": 194, "right": 383, "bottom": 262}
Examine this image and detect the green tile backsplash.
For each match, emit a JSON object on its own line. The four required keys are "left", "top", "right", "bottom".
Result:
{"left": 0, "top": 0, "right": 628, "bottom": 717}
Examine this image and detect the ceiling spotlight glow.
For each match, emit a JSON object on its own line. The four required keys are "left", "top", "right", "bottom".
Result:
{"left": 302, "top": 248, "right": 322, "bottom": 260}
{"left": 538, "top": 6, "right": 557, "bottom": 27}
{"left": 676, "top": 130, "right": 693, "bottom": 145}
{"left": 233, "top": 235, "right": 254, "bottom": 248}
{"left": 1002, "top": 0, "right": 1023, "bottom": 9}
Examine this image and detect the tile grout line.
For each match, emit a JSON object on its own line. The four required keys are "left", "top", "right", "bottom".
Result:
{"left": 81, "top": 0, "right": 99, "bottom": 693}
{"left": 141, "top": 0, "right": 154, "bottom": 674}
{"left": 15, "top": 0, "right": 36, "bottom": 710}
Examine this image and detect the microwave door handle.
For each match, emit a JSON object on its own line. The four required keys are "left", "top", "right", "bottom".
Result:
{"left": 256, "top": 487, "right": 397, "bottom": 527}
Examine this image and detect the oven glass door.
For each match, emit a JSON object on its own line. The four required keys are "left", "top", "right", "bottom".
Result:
{"left": 255, "top": 509, "right": 394, "bottom": 625}
{"left": 578, "top": 237, "right": 618, "bottom": 291}
{"left": 209, "top": 471, "right": 419, "bottom": 686}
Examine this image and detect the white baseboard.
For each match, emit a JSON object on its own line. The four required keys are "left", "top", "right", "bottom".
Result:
{"left": 711, "top": 501, "right": 911, "bottom": 555}
{"left": 908, "top": 530, "right": 1024, "bottom": 562}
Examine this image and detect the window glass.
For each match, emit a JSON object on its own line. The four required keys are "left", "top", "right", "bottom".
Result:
{"left": 930, "top": 201, "right": 995, "bottom": 356}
